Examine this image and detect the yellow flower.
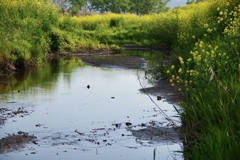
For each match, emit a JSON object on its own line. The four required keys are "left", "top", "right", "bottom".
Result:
{"left": 178, "top": 88, "right": 182, "bottom": 92}
{"left": 190, "top": 70, "right": 194, "bottom": 75}
{"left": 178, "top": 68, "right": 182, "bottom": 73}
{"left": 178, "top": 56, "right": 184, "bottom": 65}
{"left": 171, "top": 65, "right": 175, "bottom": 69}
{"left": 197, "top": 55, "right": 201, "bottom": 62}
{"left": 233, "top": 12, "right": 237, "bottom": 17}
{"left": 166, "top": 70, "right": 170, "bottom": 74}
{"left": 207, "top": 28, "right": 212, "bottom": 33}
{"left": 204, "top": 24, "right": 208, "bottom": 28}
{"left": 171, "top": 83, "right": 175, "bottom": 87}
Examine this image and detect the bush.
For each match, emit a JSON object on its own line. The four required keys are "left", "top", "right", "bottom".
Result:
{"left": 0, "top": 0, "right": 58, "bottom": 66}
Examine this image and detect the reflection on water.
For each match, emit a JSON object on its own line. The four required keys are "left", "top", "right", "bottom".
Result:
{"left": 0, "top": 53, "right": 182, "bottom": 160}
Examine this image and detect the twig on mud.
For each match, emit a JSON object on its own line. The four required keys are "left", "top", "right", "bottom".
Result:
{"left": 136, "top": 70, "right": 178, "bottom": 127}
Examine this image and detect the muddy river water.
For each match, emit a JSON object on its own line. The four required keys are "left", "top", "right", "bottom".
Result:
{"left": 0, "top": 51, "right": 183, "bottom": 160}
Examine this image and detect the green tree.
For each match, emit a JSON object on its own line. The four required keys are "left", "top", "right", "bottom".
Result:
{"left": 186, "top": 0, "right": 205, "bottom": 4}
{"left": 89, "top": 0, "right": 130, "bottom": 13}
{"left": 89, "top": 0, "right": 169, "bottom": 14}
{"left": 88, "top": 0, "right": 105, "bottom": 13}
{"left": 68, "top": 0, "right": 86, "bottom": 15}
{"left": 130, "top": 0, "right": 169, "bottom": 15}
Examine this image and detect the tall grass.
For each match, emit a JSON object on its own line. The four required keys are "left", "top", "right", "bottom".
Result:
{"left": 165, "top": 0, "right": 240, "bottom": 159}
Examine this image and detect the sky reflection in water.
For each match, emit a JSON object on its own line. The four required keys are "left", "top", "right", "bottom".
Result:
{"left": 0, "top": 63, "right": 182, "bottom": 160}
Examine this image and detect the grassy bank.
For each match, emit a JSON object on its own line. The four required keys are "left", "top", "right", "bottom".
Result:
{"left": 0, "top": 0, "right": 58, "bottom": 69}
{"left": 0, "top": 0, "right": 111, "bottom": 73}
{"left": 164, "top": 0, "right": 240, "bottom": 159}
{"left": 0, "top": 0, "right": 239, "bottom": 159}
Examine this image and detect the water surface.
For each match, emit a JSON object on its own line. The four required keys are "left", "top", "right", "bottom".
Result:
{"left": 0, "top": 53, "right": 182, "bottom": 160}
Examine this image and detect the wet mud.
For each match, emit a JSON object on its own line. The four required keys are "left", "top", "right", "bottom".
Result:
{"left": 140, "top": 79, "right": 184, "bottom": 104}
{"left": 81, "top": 55, "right": 145, "bottom": 69}
{"left": 0, "top": 132, "right": 37, "bottom": 154}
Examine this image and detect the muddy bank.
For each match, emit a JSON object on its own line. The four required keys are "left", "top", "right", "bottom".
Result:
{"left": 73, "top": 121, "right": 180, "bottom": 148}
{"left": 128, "top": 126, "right": 180, "bottom": 144}
{"left": 81, "top": 55, "right": 146, "bottom": 69}
{"left": 0, "top": 132, "right": 37, "bottom": 154}
{"left": 0, "top": 62, "right": 16, "bottom": 76}
{"left": 140, "top": 79, "right": 184, "bottom": 104}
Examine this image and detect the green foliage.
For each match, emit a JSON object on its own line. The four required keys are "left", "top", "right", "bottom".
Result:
{"left": 0, "top": 0, "right": 58, "bottom": 66}
{"left": 88, "top": 0, "right": 169, "bottom": 14}
{"left": 164, "top": 1, "right": 240, "bottom": 159}
{"left": 129, "top": 0, "right": 170, "bottom": 15}
{"left": 68, "top": 0, "right": 86, "bottom": 15}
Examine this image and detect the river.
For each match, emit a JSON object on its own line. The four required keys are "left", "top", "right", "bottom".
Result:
{"left": 0, "top": 51, "right": 183, "bottom": 160}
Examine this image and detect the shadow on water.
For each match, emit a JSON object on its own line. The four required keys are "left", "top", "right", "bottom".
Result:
{"left": 0, "top": 51, "right": 183, "bottom": 160}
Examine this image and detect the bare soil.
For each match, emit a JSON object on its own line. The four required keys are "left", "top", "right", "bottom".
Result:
{"left": 80, "top": 55, "right": 146, "bottom": 69}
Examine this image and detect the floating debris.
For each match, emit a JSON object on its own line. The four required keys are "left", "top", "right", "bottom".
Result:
{"left": 0, "top": 107, "right": 33, "bottom": 126}
{"left": 125, "top": 122, "right": 132, "bottom": 126}
{"left": 157, "top": 96, "right": 162, "bottom": 101}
